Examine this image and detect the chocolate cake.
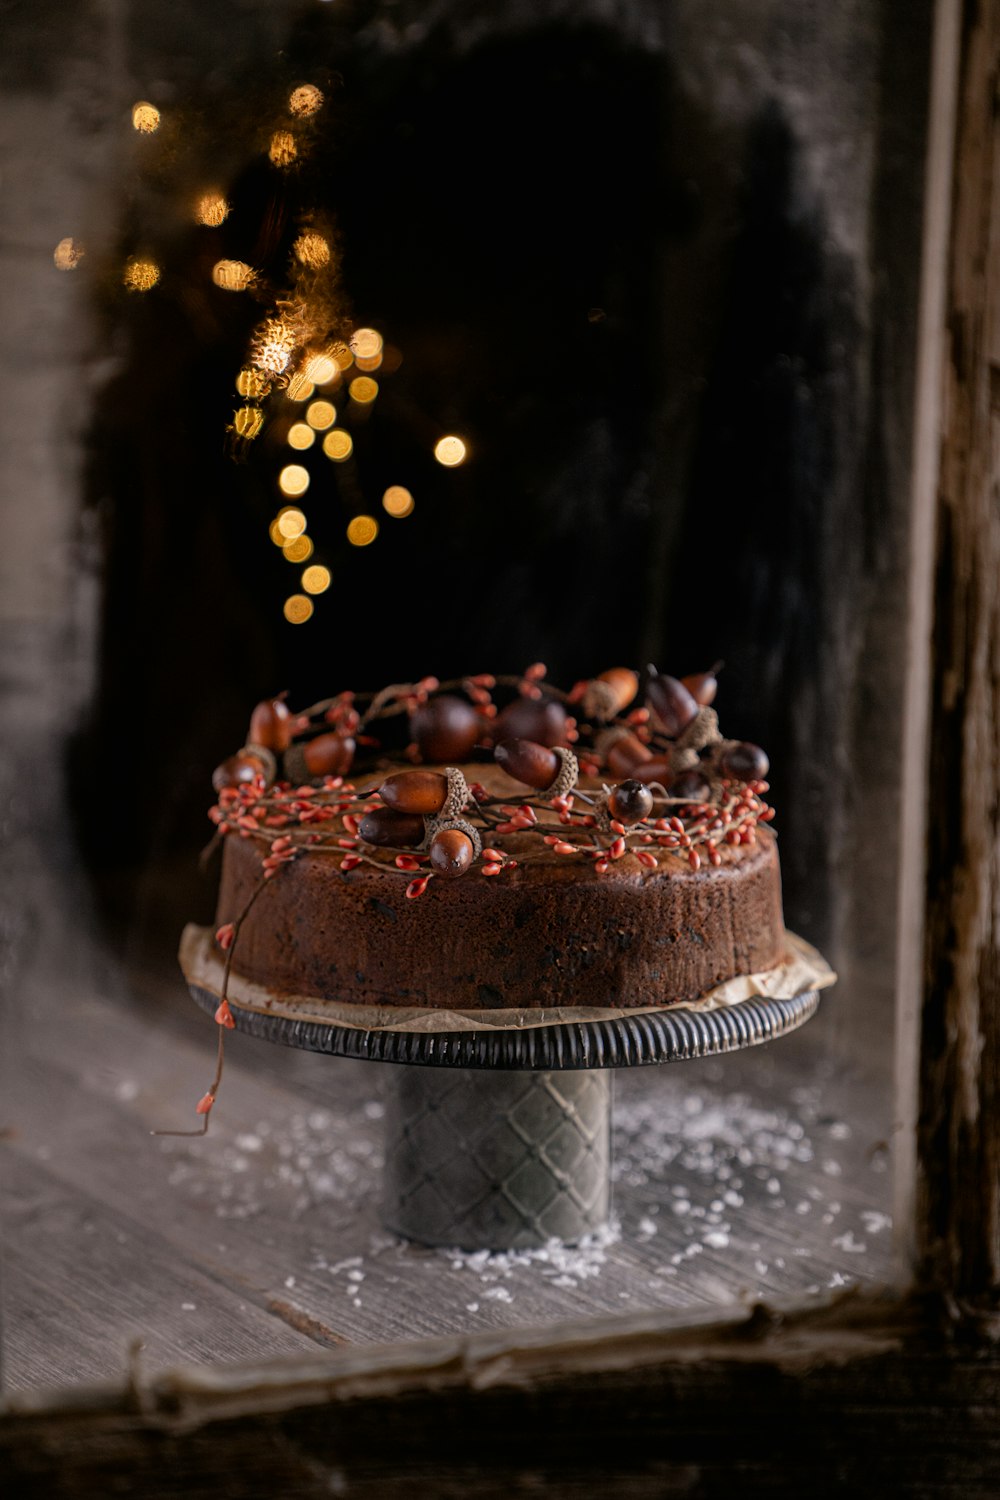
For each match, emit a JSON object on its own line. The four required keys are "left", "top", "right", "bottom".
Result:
{"left": 205, "top": 662, "right": 786, "bottom": 1013}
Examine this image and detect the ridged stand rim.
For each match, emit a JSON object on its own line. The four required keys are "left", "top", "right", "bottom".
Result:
{"left": 187, "top": 986, "right": 820, "bottom": 1070}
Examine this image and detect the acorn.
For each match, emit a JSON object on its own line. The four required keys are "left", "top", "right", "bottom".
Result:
{"left": 645, "top": 669, "right": 698, "bottom": 737}
{"left": 410, "top": 695, "right": 482, "bottom": 762}
{"left": 719, "top": 742, "right": 769, "bottom": 781}
{"left": 358, "top": 807, "right": 426, "bottom": 848}
{"left": 608, "top": 779, "right": 654, "bottom": 825}
{"left": 212, "top": 748, "right": 274, "bottom": 793}
{"left": 248, "top": 696, "right": 293, "bottom": 752}
{"left": 669, "top": 770, "right": 711, "bottom": 802}
{"left": 494, "top": 738, "right": 560, "bottom": 790}
{"left": 681, "top": 663, "right": 722, "bottom": 708}
{"left": 379, "top": 769, "right": 449, "bottom": 815}
{"left": 604, "top": 730, "right": 652, "bottom": 779}
{"left": 582, "top": 667, "right": 639, "bottom": 720}
{"left": 631, "top": 756, "right": 674, "bottom": 786}
{"left": 302, "top": 732, "right": 356, "bottom": 778}
{"left": 493, "top": 696, "right": 569, "bottom": 748}
{"left": 428, "top": 828, "right": 475, "bottom": 878}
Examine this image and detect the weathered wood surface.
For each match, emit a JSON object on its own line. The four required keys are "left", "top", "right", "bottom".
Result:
{"left": 1, "top": 929, "right": 893, "bottom": 1392}
{"left": 2, "top": 1296, "right": 999, "bottom": 1498}
{"left": 919, "top": 0, "right": 1000, "bottom": 1303}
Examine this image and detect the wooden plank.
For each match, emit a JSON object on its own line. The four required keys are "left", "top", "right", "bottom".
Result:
{"left": 919, "top": 0, "right": 1000, "bottom": 1300}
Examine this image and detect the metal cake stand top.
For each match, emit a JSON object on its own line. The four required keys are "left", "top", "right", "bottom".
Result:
{"left": 187, "top": 982, "right": 820, "bottom": 1071}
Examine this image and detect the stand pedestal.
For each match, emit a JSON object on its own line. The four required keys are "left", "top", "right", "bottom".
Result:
{"left": 184, "top": 931, "right": 820, "bottom": 1252}
{"left": 382, "top": 1068, "right": 611, "bottom": 1250}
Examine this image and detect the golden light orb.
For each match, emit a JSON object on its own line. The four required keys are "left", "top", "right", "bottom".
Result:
{"left": 251, "top": 318, "right": 296, "bottom": 375}
{"left": 287, "top": 422, "right": 315, "bottom": 451}
{"left": 350, "top": 328, "right": 383, "bottom": 361}
{"left": 233, "top": 405, "right": 264, "bottom": 440}
{"left": 196, "top": 191, "right": 229, "bottom": 227}
{"left": 322, "top": 429, "right": 353, "bottom": 462}
{"left": 305, "top": 399, "right": 336, "bottom": 430}
{"left": 302, "top": 564, "right": 331, "bottom": 595}
{"left": 269, "top": 130, "right": 297, "bottom": 168}
{"left": 304, "top": 353, "right": 338, "bottom": 385}
{"left": 349, "top": 375, "right": 378, "bottom": 405}
{"left": 278, "top": 463, "right": 310, "bottom": 497}
{"left": 283, "top": 594, "right": 314, "bottom": 624}
{"left": 382, "top": 485, "right": 415, "bottom": 518}
{"left": 237, "top": 367, "right": 270, "bottom": 399}
{"left": 286, "top": 372, "right": 315, "bottom": 402}
{"left": 354, "top": 352, "right": 383, "bottom": 372}
{"left": 269, "top": 518, "right": 288, "bottom": 546}
{"left": 434, "top": 435, "right": 467, "bottom": 467}
{"left": 212, "top": 259, "right": 255, "bottom": 291}
{"left": 289, "top": 84, "right": 324, "bottom": 117}
{"left": 282, "top": 534, "right": 314, "bottom": 563}
{"left": 277, "top": 508, "right": 307, "bottom": 540}
{"left": 123, "top": 257, "right": 160, "bottom": 293}
{"left": 293, "top": 232, "right": 330, "bottom": 268}
{"left": 131, "top": 101, "right": 160, "bottom": 133}
{"left": 53, "top": 237, "right": 84, "bottom": 271}
{"left": 347, "top": 514, "right": 378, "bottom": 547}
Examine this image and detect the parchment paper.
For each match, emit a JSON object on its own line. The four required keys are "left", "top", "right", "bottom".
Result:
{"left": 179, "top": 923, "right": 836, "bottom": 1035}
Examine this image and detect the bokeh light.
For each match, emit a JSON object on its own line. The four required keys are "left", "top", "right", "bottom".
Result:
{"left": 350, "top": 328, "right": 383, "bottom": 361}
{"left": 287, "top": 422, "right": 315, "bottom": 450}
{"left": 304, "top": 354, "right": 337, "bottom": 385}
{"left": 252, "top": 319, "right": 296, "bottom": 375}
{"left": 131, "top": 101, "right": 160, "bottom": 133}
{"left": 330, "top": 342, "right": 354, "bottom": 371}
{"left": 289, "top": 84, "right": 324, "bottom": 117}
{"left": 269, "top": 518, "right": 287, "bottom": 546}
{"left": 294, "top": 232, "right": 331, "bottom": 268}
{"left": 302, "top": 565, "right": 332, "bottom": 594}
{"left": 212, "top": 259, "right": 254, "bottom": 291}
{"left": 322, "top": 429, "right": 353, "bottom": 462}
{"left": 305, "top": 399, "right": 336, "bottom": 430}
{"left": 283, "top": 594, "right": 314, "bottom": 624}
{"left": 346, "top": 515, "right": 378, "bottom": 547}
{"left": 277, "top": 508, "right": 307, "bottom": 539}
{"left": 196, "top": 191, "right": 229, "bottom": 227}
{"left": 123, "top": 257, "right": 160, "bottom": 292}
{"left": 269, "top": 131, "right": 297, "bottom": 167}
{"left": 53, "top": 238, "right": 84, "bottom": 271}
{"left": 282, "top": 534, "right": 314, "bottom": 562}
{"left": 286, "top": 373, "right": 315, "bottom": 402}
{"left": 349, "top": 376, "right": 378, "bottom": 405}
{"left": 233, "top": 406, "right": 264, "bottom": 439}
{"left": 382, "top": 485, "right": 415, "bottom": 518}
{"left": 237, "top": 367, "right": 269, "bottom": 399}
{"left": 434, "top": 435, "right": 468, "bottom": 467}
{"left": 278, "top": 464, "right": 310, "bottom": 497}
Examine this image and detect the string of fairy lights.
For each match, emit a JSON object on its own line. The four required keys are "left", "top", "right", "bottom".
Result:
{"left": 52, "top": 83, "right": 471, "bottom": 626}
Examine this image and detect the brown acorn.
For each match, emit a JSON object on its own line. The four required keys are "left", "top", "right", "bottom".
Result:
{"left": 604, "top": 731, "right": 653, "bottom": 779}
{"left": 212, "top": 749, "right": 273, "bottom": 793}
{"left": 669, "top": 770, "right": 711, "bottom": 802}
{"left": 631, "top": 756, "right": 674, "bottom": 786}
{"left": 302, "top": 732, "right": 356, "bottom": 778}
{"left": 719, "top": 742, "right": 769, "bottom": 781}
{"left": 494, "top": 696, "right": 569, "bottom": 748}
{"left": 248, "top": 696, "right": 293, "bottom": 752}
{"left": 358, "top": 807, "right": 426, "bottom": 848}
{"left": 410, "top": 695, "right": 482, "bottom": 762}
{"left": 645, "top": 669, "right": 699, "bottom": 737}
{"left": 681, "top": 662, "right": 722, "bottom": 707}
{"left": 494, "top": 738, "right": 560, "bottom": 790}
{"left": 428, "top": 828, "right": 474, "bottom": 878}
{"left": 379, "top": 769, "right": 449, "bottom": 815}
{"left": 608, "top": 779, "right": 654, "bottom": 825}
{"left": 583, "top": 667, "right": 639, "bottom": 720}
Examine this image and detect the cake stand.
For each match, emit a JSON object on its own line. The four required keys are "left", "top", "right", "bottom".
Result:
{"left": 186, "top": 963, "right": 820, "bottom": 1252}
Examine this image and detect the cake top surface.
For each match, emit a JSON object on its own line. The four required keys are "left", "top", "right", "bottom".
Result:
{"left": 208, "top": 662, "right": 776, "bottom": 914}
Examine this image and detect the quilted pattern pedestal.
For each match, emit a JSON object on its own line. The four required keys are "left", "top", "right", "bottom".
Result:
{"left": 382, "top": 1068, "right": 612, "bottom": 1249}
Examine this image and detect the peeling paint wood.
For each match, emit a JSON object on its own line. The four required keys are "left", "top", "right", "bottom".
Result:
{"left": 920, "top": 0, "right": 1000, "bottom": 1300}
